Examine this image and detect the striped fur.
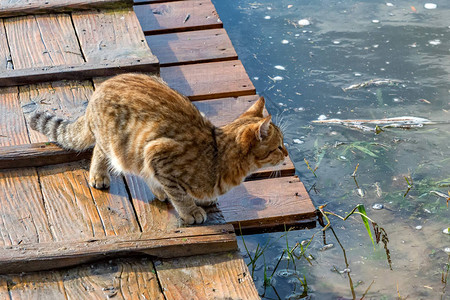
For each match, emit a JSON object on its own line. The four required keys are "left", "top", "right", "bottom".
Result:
{"left": 29, "top": 112, "right": 94, "bottom": 150}
{"left": 29, "top": 74, "right": 287, "bottom": 225}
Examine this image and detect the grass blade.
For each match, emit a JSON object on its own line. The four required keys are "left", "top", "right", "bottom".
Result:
{"left": 357, "top": 204, "right": 375, "bottom": 247}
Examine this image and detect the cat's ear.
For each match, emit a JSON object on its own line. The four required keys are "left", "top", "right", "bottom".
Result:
{"left": 256, "top": 115, "right": 272, "bottom": 141}
{"left": 240, "top": 96, "right": 265, "bottom": 118}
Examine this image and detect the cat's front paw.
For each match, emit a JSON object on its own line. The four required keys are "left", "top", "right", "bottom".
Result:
{"left": 89, "top": 174, "right": 110, "bottom": 189}
{"left": 195, "top": 198, "right": 218, "bottom": 207}
{"left": 180, "top": 206, "right": 207, "bottom": 225}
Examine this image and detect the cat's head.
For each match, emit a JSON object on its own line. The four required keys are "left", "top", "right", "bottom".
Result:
{"left": 233, "top": 97, "right": 288, "bottom": 168}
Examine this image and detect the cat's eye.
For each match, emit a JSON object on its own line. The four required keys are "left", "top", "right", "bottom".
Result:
{"left": 278, "top": 146, "right": 283, "bottom": 150}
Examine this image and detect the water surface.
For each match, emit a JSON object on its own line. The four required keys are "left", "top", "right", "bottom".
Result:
{"left": 213, "top": 0, "right": 450, "bottom": 298}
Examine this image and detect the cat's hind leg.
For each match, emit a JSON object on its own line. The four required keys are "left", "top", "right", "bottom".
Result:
{"left": 89, "top": 145, "right": 111, "bottom": 189}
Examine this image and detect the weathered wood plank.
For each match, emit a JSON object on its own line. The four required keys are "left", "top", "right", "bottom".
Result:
{"left": 4, "top": 14, "right": 84, "bottom": 69}
{"left": 7, "top": 272, "right": 66, "bottom": 300}
{"left": 62, "top": 258, "right": 165, "bottom": 300}
{"left": 0, "top": 168, "right": 54, "bottom": 246}
{"left": 161, "top": 60, "right": 256, "bottom": 100}
{"left": 0, "top": 0, "right": 132, "bottom": 18}
{"left": 0, "top": 224, "right": 236, "bottom": 274}
{"left": 207, "top": 176, "right": 317, "bottom": 232}
{"left": 155, "top": 251, "right": 259, "bottom": 299}
{"left": 72, "top": 7, "right": 157, "bottom": 65}
{"left": 146, "top": 28, "right": 237, "bottom": 66}
{"left": 0, "top": 87, "right": 54, "bottom": 247}
{"left": 0, "top": 142, "right": 92, "bottom": 169}
{"left": 0, "top": 87, "right": 29, "bottom": 147}
{"left": 0, "top": 20, "right": 13, "bottom": 70}
{"left": 0, "top": 57, "right": 159, "bottom": 87}
{"left": 134, "top": 0, "right": 222, "bottom": 35}
{"left": 0, "top": 276, "right": 9, "bottom": 300}
{"left": 37, "top": 161, "right": 140, "bottom": 241}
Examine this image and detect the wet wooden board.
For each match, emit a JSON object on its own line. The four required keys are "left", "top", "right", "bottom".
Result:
{"left": 155, "top": 252, "right": 259, "bottom": 299}
{"left": 134, "top": 0, "right": 222, "bottom": 35}
{"left": 0, "top": 0, "right": 133, "bottom": 18}
{"left": 146, "top": 28, "right": 237, "bottom": 66}
{"left": 0, "top": 224, "right": 236, "bottom": 274}
{"left": 161, "top": 60, "right": 256, "bottom": 100}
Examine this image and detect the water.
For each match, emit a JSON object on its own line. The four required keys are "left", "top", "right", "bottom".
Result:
{"left": 213, "top": 0, "right": 450, "bottom": 298}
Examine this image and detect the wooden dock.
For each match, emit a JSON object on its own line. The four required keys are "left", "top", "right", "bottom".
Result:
{"left": 0, "top": 0, "right": 316, "bottom": 298}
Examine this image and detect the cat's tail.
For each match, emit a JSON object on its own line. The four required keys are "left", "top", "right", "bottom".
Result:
{"left": 28, "top": 112, "right": 95, "bottom": 151}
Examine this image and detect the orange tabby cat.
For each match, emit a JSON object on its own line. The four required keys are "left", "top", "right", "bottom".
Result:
{"left": 29, "top": 74, "right": 288, "bottom": 224}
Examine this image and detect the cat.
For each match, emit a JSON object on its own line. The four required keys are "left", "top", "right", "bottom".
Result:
{"left": 29, "top": 74, "right": 288, "bottom": 224}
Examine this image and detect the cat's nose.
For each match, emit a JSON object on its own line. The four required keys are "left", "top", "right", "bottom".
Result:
{"left": 282, "top": 147, "right": 288, "bottom": 157}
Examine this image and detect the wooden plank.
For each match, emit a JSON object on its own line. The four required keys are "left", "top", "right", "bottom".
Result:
{"left": 0, "top": 0, "right": 132, "bottom": 18}
{"left": 161, "top": 60, "right": 256, "bottom": 100}
{"left": 0, "top": 168, "right": 54, "bottom": 246}
{"left": 155, "top": 251, "right": 259, "bottom": 299}
{"left": 0, "top": 87, "right": 54, "bottom": 247}
{"left": 146, "top": 28, "right": 237, "bottom": 66}
{"left": 0, "top": 142, "right": 92, "bottom": 169}
{"left": 0, "top": 20, "right": 13, "bottom": 70}
{"left": 7, "top": 272, "right": 66, "bottom": 300}
{"left": 37, "top": 161, "right": 140, "bottom": 241}
{"left": 4, "top": 14, "right": 85, "bottom": 69}
{"left": 0, "top": 57, "right": 159, "bottom": 87}
{"left": 207, "top": 176, "right": 317, "bottom": 232}
{"left": 62, "top": 258, "right": 164, "bottom": 300}
{"left": 134, "top": 0, "right": 222, "bottom": 35}
{"left": 0, "top": 276, "right": 10, "bottom": 300}
{"left": 72, "top": 7, "right": 157, "bottom": 65}
{"left": 0, "top": 224, "right": 236, "bottom": 274}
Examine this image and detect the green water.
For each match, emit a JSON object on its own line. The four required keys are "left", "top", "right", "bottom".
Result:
{"left": 213, "top": 0, "right": 450, "bottom": 298}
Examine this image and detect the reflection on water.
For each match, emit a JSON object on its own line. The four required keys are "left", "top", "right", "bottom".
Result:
{"left": 213, "top": 0, "right": 450, "bottom": 298}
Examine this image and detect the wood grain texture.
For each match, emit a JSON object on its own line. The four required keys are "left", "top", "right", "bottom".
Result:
{"left": 134, "top": 0, "right": 222, "bottom": 35}
{"left": 0, "top": 87, "right": 29, "bottom": 147}
{"left": 0, "top": 0, "right": 133, "bottom": 18}
{"left": 146, "top": 28, "right": 237, "bottom": 66}
{"left": 62, "top": 258, "right": 164, "bottom": 300}
{"left": 37, "top": 161, "right": 139, "bottom": 241}
{"left": 161, "top": 60, "right": 256, "bottom": 100}
{"left": 7, "top": 272, "right": 66, "bottom": 300}
{"left": 0, "top": 19, "right": 13, "bottom": 70}
{"left": 19, "top": 80, "right": 92, "bottom": 143}
{"left": 155, "top": 251, "right": 259, "bottom": 299}
{"left": 0, "top": 142, "right": 92, "bottom": 169}
{"left": 4, "top": 13, "right": 85, "bottom": 69}
{"left": 125, "top": 174, "right": 180, "bottom": 233}
{"left": 0, "top": 276, "right": 10, "bottom": 300}
{"left": 0, "top": 168, "right": 53, "bottom": 246}
{"left": 72, "top": 7, "right": 157, "bottom": 65}
{"left": 208, "top": 176, "right": 317, "bottom": 232}
{"left": 0, "top": 225, "right": 236, "bottom": 274}
{"left": 0, "top": 57, "right": 159, "bottom": 87}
